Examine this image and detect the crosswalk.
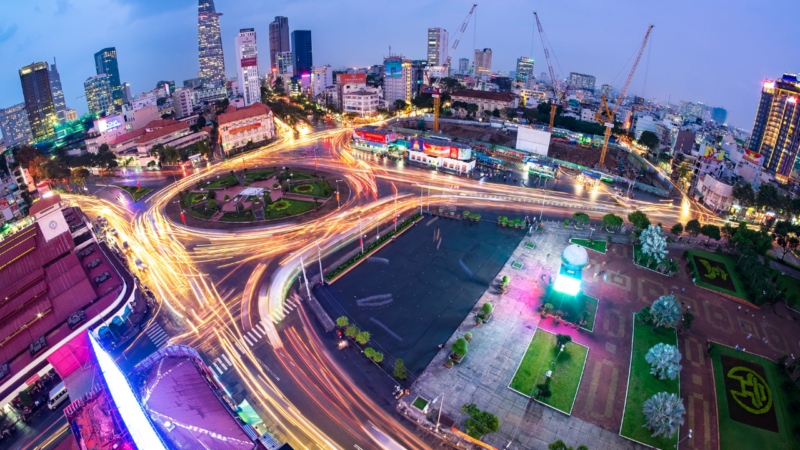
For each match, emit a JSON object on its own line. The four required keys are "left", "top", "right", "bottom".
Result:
{"left": 144, "top": 323, "right": 170, "bottom": 348}
{"left": 207, "top": 318, "right": 273, "bottom": 377}
{"left": 270, "top": 294, "right": 304, "bottom": 324}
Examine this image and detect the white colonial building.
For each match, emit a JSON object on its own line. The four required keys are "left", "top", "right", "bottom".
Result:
{"left": 218, "top": 103, "right": 275, "bottom": 153}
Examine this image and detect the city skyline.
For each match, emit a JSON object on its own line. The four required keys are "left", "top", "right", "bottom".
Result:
{"left": 0, "top": 0, "right": 797, "bottom": 130}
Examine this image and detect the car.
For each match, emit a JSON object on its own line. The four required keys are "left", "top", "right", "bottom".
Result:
{"left": 86, "top": 258, "right": 102, "bottom": 269}
{"left": 94, "top": 272, "right": 111, "bottom": 285}
{"left": 78, "top": 247, "right": 95, "bottom": 259}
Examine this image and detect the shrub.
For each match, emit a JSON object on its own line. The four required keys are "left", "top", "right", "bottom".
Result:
{"left": 555, "top": 334, "right": 572, "bottom": 347}
{"left": 273, "top": 183, "right": 279, "bottom": 188}
{"left": 481, "top": 302, "right": 493, "bottom": 316}
{"left": 356, "top": 331, "right": 371, "bottom": 345}
{"left": 536, "top": 383, "right": 552, "bottom": 399}
{"left": 224, "top": 194, "right": 230, "bottom": 201}
{"left": 364, "top": 347, "right": 375, "bottom": 358}
{"left": 18, "top": 390, "right": 33, "bottom": 407}
{"left": 445, "top": 359, "right": 454, "bottom": 368}
{"left": 638, "top": 306, "right": 653, "bottom": 324}
{"left": 336, "top": 316, "right": 349, "bottom": 328}
{"left": 207, "top": 199, "right": 218, "bottom": 209}
{"left": 462, "top": 210, "right": 470, "bottom": 219}
{"left": 244, "top": 182, "right": 250, "bottom": 187}
{"left": 345, "top": 325, "right": 360, "bottom": 338}
{"left": 564, "top": 219, "right": 570, "bottom": 226}
{"left": 393, "top": 359, "right": 407, "bottom": 379}
{"left": 372, "top": 351, "right": 384, "bottom": 363}
{"left": 501, "top": 275, "right": 510, "bottom": 286}
{"left": 465, "top": 332, "right": 473, "bottom": 340}
{"left": 460, "top": 403, "right": 500, "bottom": 439}
{"left": 683, "top": 311, "right": 694, "bottom": 331}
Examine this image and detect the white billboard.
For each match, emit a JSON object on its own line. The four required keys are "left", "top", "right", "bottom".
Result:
{"left": 516, "top": 127, "right": 551, "bottom": 157}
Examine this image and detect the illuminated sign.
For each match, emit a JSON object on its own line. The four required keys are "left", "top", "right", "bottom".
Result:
{"left": 89, "top": 332, "right": 168, "bottom": 449}
{"left": 763, "top": 81, "right": 775, "bottom": 90}
{"left": 241, "top": 57, "right": 258, "bottom": 68}
{"left": 98, "top": 116, "right": 123, "bottom": 133}
{"left": 354, "top": 130, "right": 396, "bottom": 144}
{"left": 385, "top": 60, "right": 403, "bottom": 78}
{"left": 336, "top": 73, "right": 367, "bottom": 84}
{"left": 553, "top": 273, "right": 581, "bottom": 296}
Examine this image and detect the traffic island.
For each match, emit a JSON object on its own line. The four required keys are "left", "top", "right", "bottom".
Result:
{"left": 115, "top": 185, "right": 153, "bottom": 202}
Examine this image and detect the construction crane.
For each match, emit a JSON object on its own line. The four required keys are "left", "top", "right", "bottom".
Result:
{"left": 597, "top": 25, "right": 654, "bottom": 168}
{"left": 533, "top": 12, "right": 567, "bottom": 133}
{"left": 424, "top": 4, "right": 477, "bottom": 133}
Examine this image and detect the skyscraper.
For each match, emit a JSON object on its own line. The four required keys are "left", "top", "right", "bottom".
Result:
{"left": 198, "top": 0, "right": 226, "bottom": 87}
{"left": 474, "top": 49, "right": 492, "bottom": 79}
{"left": 427, "top": 28, "right": 449, "bottom": 67}
{"left": 748, "top": 74, "right": 800, "bottom": 182}
{"left": 458, "top": 58, "right": 469, "bottom": 75}
{"left": 84, "top": 74, "right": 112, "bottom": 116}
{"left": 291, "top": 30, "right": 313, "bottom": 76}
{"left": 269, "top": 16, "right": 290, "bottom": 73}
{"left": 48, "top": 58, "right": 67, "bottom": 123}
{"left": 235, "top": 28, "right": 262, "bottom": 106}
{"left": 711, "top": 107, "right": 727, "bottom": 124}
{"left": 515, "top": 57, "right": 534, "bottom": 83}
{"left": 94, "top": 47, "right": 122, "bottom": 111}
{"left": 568, "top": 72, "right": 596, "bottom": 92}
{"left": 277, "top": 52, "right": 294, "bottom": 77}
{"left": 19, "top": 62, "right": 56, "bottom": 142}
{"left": 0, "top": 103, "right": 33, "bottom": 148}
{"left": 383, "top": 56, "right": 412, "bottom": 104}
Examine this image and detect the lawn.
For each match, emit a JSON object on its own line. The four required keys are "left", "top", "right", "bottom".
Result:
{"left": 412, "top": 397, "right": 428, "bottom": 410}
{"left": 244, "top": 170, "right": 275, "bottom": 182}
{"left": 220, "top": 209, "right": 255, "bottom": 222}
{"left": 264, "top": 198, "right": 317, "bottom": 219}
{"left": 620, "top": 317, "right": 679, "bottom": 449}
{"left": 775, "top": 271, "right": 800, "bottom": 310}
{"left": 116, "top": 185, "right": 153, "bottom": 202}
{"left": 633, "top": 245, "right": 678, "bottom": 275}
{"left": 546, "top": 290, "right": 598, "bottom": 332}
{"left": 687, "top": 250, "right": 748, "bottom": 301}
{"left": 200, "top": 175, "right": 238, "bottom": 189}
{"left": 570, "top": 238, "right": 607, "bottom": 254}
{"left": 187, "top": 204, "right": 216, "bottom": 220}
{"left": 285, "top": 171, "right": 315, "bottom": 180}
{"left": 181, "top": 192, "right": 207, "bottom": 208}
{"left": 292, "top": 180, "right": 332, "bottom": 198}
{"left": 509, "top": 329, "right": 588, "bottom": 415}
{"left": 710, "top": 343, "right": 800, "bottom": 450}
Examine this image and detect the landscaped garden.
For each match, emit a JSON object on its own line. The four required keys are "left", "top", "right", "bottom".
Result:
{"left": 686, "top": 250, "right": 748, "bottom": 300}
{"left": 199, "top": 175, "right": 238, "bottom": 189}
{"left": 570, "top": 238, "right": 607, "bottom": 254}
{"left": 264, "top": 198, "right": 317, "bottom": 219}
{"left": 244, "top": 170, "right": 275, "bottom": 182}
{"left": 291, "top": 180, "right": 332, "bottom": 198}
{"left": 220, "top": 209, "right": 255, "bottom": 222}
{"left": 181, "top": 192, "right": 207, "bottom": 208}
{"left": 116, "top": 185, "right": 153, "bottom": 202}
{"left": 187, "top": 203, "right": 217, "bottom": 219}
{"left": 508, "top": 329, "right": 588, "bottom": 415}
{"left": 774, "top": 270, "right": 800, "bottom": 310}
{"left": 710, "top": 343, "right": 800, "bottom": 450}
{"left": 541, "top": 290, "right": 598, "bottom": 332}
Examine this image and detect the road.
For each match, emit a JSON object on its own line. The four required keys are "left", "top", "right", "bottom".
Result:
{"left": 54, "top": 121, "right": 714, "bottom": 449}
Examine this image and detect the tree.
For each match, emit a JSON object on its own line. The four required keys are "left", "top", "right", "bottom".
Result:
{"left": 643, "top": 392, "right": 686, "bottom": 438}
{"left": 196, "top": 115, "right": 207, "bottom": 129}
{"left": 503, "top": 107, "right": 518, "bottom": 120}
{"left": 756, "top": 184, "right": 780, "bottom": 210}
{"left": 731, "top": 222, "right": 773, "bottom": 256}
{"left": 670, "top": 223, "right": 684, "bottom": 238}
{"left": 460, "top": 403, "right": 500, "bottom": 438}
{"left": 645, "top": 343, "right": 682, "bottom": 380}
{"left": 345, "top": 325, "right": 360, "bottom": 338}
{"left": 640, "top": 225, "right": 668, "bottom": 264}
{"left": 548, "top": 440, "right": 588, "bottom": 450}
{"left": 15, "top": 145, "right": 45, "bottom": 168}
{"left": 355, "top": 331, "right": 371, "bottom": 345}
{"left": 572, "top": 212, "right": 590, "bottom": 225}
{"left": 602, "top": 213, "right": 623, "bottom": 230}
{"left": 685, "top": 219, "right": 701, "bottom": 237}
{"left": 393, "top": 358, "right": 407, "bottom": 379}
{"left": 651, "top": 295, "right": 681, "bottom": 329}
{"left": 628, "top": 210, "right": 651, "bottom": 230}
{"left": 733, "top": 182, "right": 756, "bottom": 218}
{"left": 637, "top": 130, "right": 660, "bottom": 151}
{"left": 71, "top": 167, "right": 91, "bottom": 186}
{"left": 336, "top": 316, "right": 349, "bottom": 328}
{"left": 451, "top": 337, "right": 469, "bottom": 358}
{"left": 555, "top": 334, "right": 572, "bottom": 347}
{"left": 207, "top": 199, "right": 218, "bottom": 210}
{"left": 682, "top": 311, "right": 694, "bottom": 331}
{"left": 492, "top": 108, "right": 501, "bottom": 118}
{"left": 536, "top": 383, "right": 552, "bottom": 399}
{"left": 393, "top": 99, "right": 408, "bottom": 111}
{"left": 700, "top": 224, "right": 721, "bottom": 244}
{"left": 776, "top": 235, "right": 800, "bottom": 261}
{"left": 658, "top": 151, "right": 672, "bottom": 165}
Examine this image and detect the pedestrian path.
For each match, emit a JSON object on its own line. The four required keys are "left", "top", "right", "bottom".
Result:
{"left": 207, "top": 318, "right": 275, "bottom": 376}
{"left": 270, "top": 293, "right": 304, "bottom": 324}
{"left": 144, "top": 323, "right": 170, "bottom": 348}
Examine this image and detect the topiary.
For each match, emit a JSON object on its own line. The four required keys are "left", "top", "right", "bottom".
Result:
{"left": 345, "top": 325, "right": 360, "bottom": 338}
{"left": 224, "top": 194, "right": 230, "bottom": 201}
{"left": 481, "top": 302, "right": 493, "bottom": 316}
{"left": 336, "top": 316, "right": 349, "bottom": 328}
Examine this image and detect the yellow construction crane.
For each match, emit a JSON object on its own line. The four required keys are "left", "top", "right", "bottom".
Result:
{"left": 533, "top": 12, "right": 568, "bottom": 133}
{"left": 428, "top": 4, "right": 477, "bottom": 133}
{"left": 598, "top": 25, "right": 654, "bottom": 168}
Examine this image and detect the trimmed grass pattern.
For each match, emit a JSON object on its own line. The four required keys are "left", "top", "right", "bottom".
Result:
{"left": 220, "top": 209, "right": 255, "bottom": 222}
{"left": 187, "top": 204, "right": 216, "bottom": 220}
{"left": 116, "top": 185, "right": 153, "bottom": 202}
{"left": 509, "top": 329, "right": 588, "bottom": 415}
{"left": 264, "top": 198, "right": 316, "bottom": 219}
{"left": 546, "top": 290, "right": 598, "bottom": 332}
{"left": 775, "top": 271, "right": 800, "bottom": 309}
{"left": 412, "top": 397, "right": 428, "bottom": 410}
{"left": 200, "top": 175, "right": 238, "bottom": 189}
{"left": 686, "top": 250, "right": 748, "bottom": 300}
{"left": 620, "top": 317, "right": 679, "bottom": 449}
{"left": 286, "top": 171, "right": 315, "bottom": 180}
{"left": 570, "top": 238, "right": 607, "bottom": 254}
{"left": 292, "top": 180, "right": 332, "bottom": 198}
{"left": 182, "top": 192, "right": 207, "bottom": 208}
{"left": 244, "top": 170, "right": 276, "bottom": 182}
{"left": 711, "top": 344, "right": 800, "bottom": 450}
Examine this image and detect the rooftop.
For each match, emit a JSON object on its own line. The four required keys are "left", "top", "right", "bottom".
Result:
{"left": 145, "top": 119, "right": 181, "bottom": 131}
{"left": 355, "top": 126, "right": 394, "bottom": 136}
{"left": 28, "top": 194, "right": 62, "bottom": 216}
{"left": 110, "top": 127, "right": 147, "bottom": 146}
{"left": 137, "top": 121, "right": 190, "bottom": 144}
{"left": 411, "top": 136, "right": 472, "bottom": 149}
{"left": 218, "top": 102, "right": 272, "bottom": 125}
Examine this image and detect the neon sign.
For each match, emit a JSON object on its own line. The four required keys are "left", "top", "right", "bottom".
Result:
{"left": 99, "top": 118, "right": 122, "bottom": 133}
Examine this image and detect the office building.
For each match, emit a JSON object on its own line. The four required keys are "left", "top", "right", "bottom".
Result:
{"left": 600, "top": 84, "right": 613, "bottom": 98}
{"left": 383, "top": 56, "right": 412, "bottom": 104}
{"left": 291, "top": 30, "right": 313, "bottom": 75}
{"left": 94, "top": 47, "right": 123, "bottom": 111}
{"left": 269, "top": 16, "right": 290, "bottom": 73}
{"left": 48, "top": 58, "right": 67, "bottom": 123}
{"left": 0, "top": 104, "right": 33, "bottom": 148}
{"left": 84, "top": 74, "right": 113, "bottom": 116}
{"left": 311, "top": 65, "right": 333, "bottom": 98}
{"left": 711, "top": 107, "right": 727, "bottom": 124}
{"left": 121, "top": 82, "right": 132, "bottom": 104}
{"left": 748, "top": 74, "right": 800, "bottom": 182}
{"left": 235, "top": 28, "right": 262, "bottom": 106}
{"left": 276, "top": 51, "right": 294, "bottom": 77}
{"left": 198, "top": 0, "right": 226, "bottom": 86}
{"left": 336, "top": 73, "right": 367, "bottom": 109}
{"left": 515, "top": 57, "right": 534, "bottom": 83}
{"left": 173, "top": 88, "right": 194, "bottom": 118}
{"left": 679, "top": 101, "right": 704, "bottom": 119}
{"left": 568, "top": 72, "right": 596, "bottom": 92}
{"left": 19, "top": 62, "right": 56, "bottom": 141}
{"left": 458, "top": 58, "right": 469, "bottom": 75}
{"left": 343, "top": 90, "right": 380, "bottom": 118}
{"left": 474, "top": 49, "right": 492, "bottom": 79}
{"left": 192, "top": 85, "right": 227, "bottom": 107}
{"left": 427, "top": 28, "right": 449, "bottom": 67}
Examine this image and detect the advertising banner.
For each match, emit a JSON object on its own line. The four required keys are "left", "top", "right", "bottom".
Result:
{"left": 336, "top": 73, "right": 367, "bottom": 84}
{"left": 355, "top": 130, "right": 387, "bottom": 143}
{"left": 97, "top": 115, "right": 124, "bottom": 134}
{"left": 385, "top": 60, "right": 403, "bottom": 78}
{"left": 0, "top": 197, "right": 8, "bottom": 210}
{"left": 241, "top": 57, "right": 258, "bottom": 68}
{"left": 422, "top": 142, "right": 458, "bottom": 159}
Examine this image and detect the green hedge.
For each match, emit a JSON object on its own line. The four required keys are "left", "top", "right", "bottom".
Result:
{"left": 324, "top": 213, "right": 422, "bottom": 281}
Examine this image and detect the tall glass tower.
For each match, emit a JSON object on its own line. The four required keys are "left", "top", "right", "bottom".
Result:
{"left": 94, "top": 48, "right": 122, "bottom": 112}
{"left": 49, "top": 58, "right": 67, "bottom": 122}
{"left": 291, "top": 30, "right": 313, "bottom": 76}
{"left": 198, "top": 0, "right": 226, "bottom": 87}
{"left": 19, "top": 62, "right": 56, "bottom": 142}
{"left": 749, "top": 74, "right": 800, "bottom": 181}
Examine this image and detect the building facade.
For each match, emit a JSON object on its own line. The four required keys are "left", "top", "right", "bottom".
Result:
{"left": 458, "top": 58, "right": 469, "bottom": 75}
{"left": 711, "top": 107, "right": 727, "bottom": 124}
{"left": 217, "top": 103, "right": 275, "bottom": 153}
{"left": 474, "top": 49, "right": 492, "bottom": 79}
{"left": 121, "top": 82, "right": 132, "bottom": 104}
{"left": 48, "top": 58, "right": 67, "bottom": 123}
{"left": 173, "top": 88, "right": 194, "bottom": 118}
{"left": 336, "top": 73, "right": 367, "bottom": 109}
{"left": 311, "top": 65, "right": 333, "bottom": 98}
{"left": 515, "top": 57, "right": 534, "bottom": 83}
{"left": 197, "top": 0, "right": 226, "bottom": 86}
{"left": 276, "top": 51, "right": 294, "bottom": 77}
{"left": 383, "top": 57, "right": 412, "bottom": 104}
{"left": 235, "top": 28, "right": 262, "bottom": 106}
{"left": 19, "top": 62, "right": 56, "bottom": 142}
{"left": 192, "top": 85, "right": 227, "bottom": 107}
{"left": 451, "top": 90, "right": 519, "bottom": 114}
{"left": 0, "top": 104, "right": 33, "bottom": 149}
{"left": 748, "top": 74, "right": 800, "bottom": 182}
{"left": 343, "top": 90, "right": 380, "bottom": 117}
{"left": 84, "top": 74, "right": 113, "bottom": 116}
{"left": 268, "top": 16, "right": 290, "bottom": 73}
{"left": 291, "top": 30, "right": 313, "bottom": 76}
{"left": 568, "top": 72, "right": 596, "bottom": 92}
{"left": 427, "top": 28, "right": 449, "bottom": 67}
{"left": 94, "top": 47, "right": 123, "bottom": 112}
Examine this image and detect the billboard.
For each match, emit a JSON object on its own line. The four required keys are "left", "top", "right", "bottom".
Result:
{"left": 97, "top": 115, "right": 124, "bottom": 134}
{"left": 355, "top": 130, "right": 387, "bottom": 143}
{"left": 516, "top": 127, "right": 551, "bottom": 157}
{"left": 385, "top": 60, "right": 403, "bottom": 78}
{"left": 241, "top": 57, "right": 258, "bottom": 67}
{"left": 337, "top": 73, "right": 367, "bottom": 84}
{"left": 410, "top": 139, "right": 470, "bottom": 160}
{"left": 743, "top": 149, "right": 763, "bottom": 165}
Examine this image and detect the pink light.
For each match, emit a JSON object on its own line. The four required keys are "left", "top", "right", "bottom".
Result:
{"left": 788, "top": 97, "right": 798, "bottom": 104}
{"left": 764, "top": 81, "right": 775, "bottom": 89}
{"left": 301, "top": 73, "right": 310, "bottom": 78}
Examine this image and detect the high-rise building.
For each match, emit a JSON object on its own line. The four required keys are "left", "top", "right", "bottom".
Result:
{"left": 48, "top": 57, "right": 67, "bottom": 123}
{"left": 269, "top": 16, "right": 290, "bottom": 73}
{"left": 94, "top": 47, "right": 123, "bottom": 111}
{"left": 19, "top": 62, "right": 56, "bottom": 141}
{"left": 235, "top": 28, "right": 262, "bottom": 106}
{"left": 122, "top": 82, "right": 132, "bottom": 104}
{"left": 383, "top": 56, "right": 412, "bottom": 104}
{"left": 474, "top": 49, "right": 492, "bottom": 79}
{"left": 291, "top": 30, "right": 313, "bottom": 76}
{"left": 198, "top": 0, "right": 226, "bottom": 87}
{"left": 679, "top": 101, "right": 704, "bottom": 119}
{"left": 427, "top": 28, "right": 449, "bottom": 67}
{"left": 568, "top": 72, "right": 596, "bottom": 92}
{"left": 277, "top": 51, "right": 294, "bottom": 77}
{"left": 515, "top": 57, "right": 534, "bottom": 83}
{"left": 0, "top": 103, "right": 33, "bottom": 148}
{"left": 84, "top": 74, "right": 113, "bottom": 116}
{"left": 600, "top": 84, "right": 613, "bottom": 98}
{"left": 173, "top": 88, "right": 195, "bottom": 118}
{"left": 458, "top": 58, "right": 469, "bottom": 75}
{"left": 711, "top": 107, "right": 727, "bottom": 124}
{"left": 748, "top": 74, "right": 800, "bottom": 181}
{"left": 310, "top": 65, "right": 333, "bottom": 98}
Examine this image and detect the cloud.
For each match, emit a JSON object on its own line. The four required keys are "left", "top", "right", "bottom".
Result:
{"left": 55, "top": 0, "right": 73, "bottom": 16}
{"left": 0, "top": 24, "right": 17, "bottom": 43}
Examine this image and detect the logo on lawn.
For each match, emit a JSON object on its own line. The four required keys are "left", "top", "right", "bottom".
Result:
{"left": 727, "top": 366, "right": 772, "bottom": 414}
{"left": 700, "top": 259, "right": 727, "bottom": 280}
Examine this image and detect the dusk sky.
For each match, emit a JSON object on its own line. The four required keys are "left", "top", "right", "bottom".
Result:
{"left": 1, "top": 0, "right": 798, "bottom": 131}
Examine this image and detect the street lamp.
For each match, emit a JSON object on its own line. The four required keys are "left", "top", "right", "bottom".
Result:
{"left": 334, "top": 179, "right": 342, "bottom": 209}
{"left": 358, "top": 215, "right": 364, "bottom": 254}
{"left": 539, "top": 187, "right": 548, "bottom": 222}
{"left": 589, "top": 227, "right": 596, "bottom": 240}
{"left": 675, "top": 429, "right": 693, "bottom": 448}
{"left": 552, "top": 344, "right": 566, "bottom": 366}
{"left": 316, "top": 241, "right": 324, "bottom": 285}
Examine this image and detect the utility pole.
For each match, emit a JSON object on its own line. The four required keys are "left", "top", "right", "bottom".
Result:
{"left": 300, "top": 254, "right": 311, "bottom": 299}
{"left": 420, "top": 187, "right": 423, "bottom": 215}
{"left": 316, "top": 241, "right": 324, "bottom": 284}
{"left": 358, "top": 216, "right": 364, "bottom": 254}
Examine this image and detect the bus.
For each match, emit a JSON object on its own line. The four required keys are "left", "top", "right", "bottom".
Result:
{"left": 527, "top": 160, "right": 559, "bottom": 179}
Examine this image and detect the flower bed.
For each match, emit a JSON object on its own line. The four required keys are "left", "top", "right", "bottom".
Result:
{"left": 220, "top": 209, "right": 255, "bottom": 222}
{"left": 264, "top": 198, "right": 316, "bottom": 219}
{"left": 116, "top": 185, "right": 153, "bottom": 202}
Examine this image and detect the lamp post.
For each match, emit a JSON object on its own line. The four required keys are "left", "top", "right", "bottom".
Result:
{"left": 589, "top": 227, "right": 596, "bottom": 240}
{"left": 335, "top": 179, "right": 341, "bottom": 209}
{"left": 358, "top": 215, "right": 364, "bottom": 254}
{"left": 299, "top": 254, "right": 311, "bottom": 299}
{"left": 539, "top": 187, "right": 548, "bottom": 222}
{"left": 552, "top": 344, "right": 566, "bottom": 366}
{"left": 316, "top": 241, "right": 324, "bottom": 284}
{"left": 675, "top": 429, "right": 693, "bottom": 448}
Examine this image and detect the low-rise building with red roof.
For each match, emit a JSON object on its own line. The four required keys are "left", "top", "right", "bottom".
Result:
{"left": 218, "top": 103, "right": 275, "bottom": 154}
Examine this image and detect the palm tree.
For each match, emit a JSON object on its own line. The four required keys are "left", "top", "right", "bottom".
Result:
{"left": 651, "top": 295, "right": 681, "bottom": 329}
{"left": 645, "top": 343, "right": 682, "bottom": 380}
{"left": 643, "top": 392, "right": 685, "bottom": 438}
